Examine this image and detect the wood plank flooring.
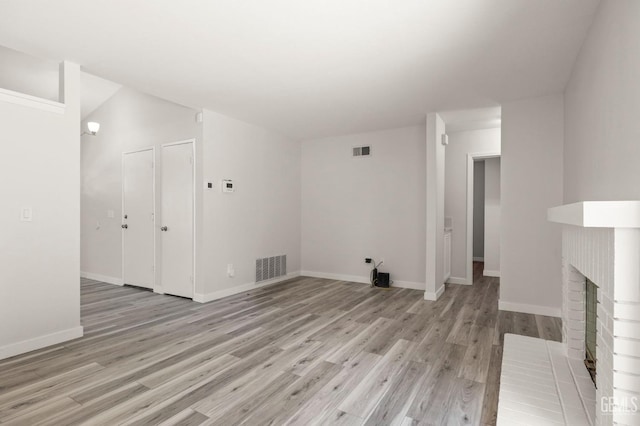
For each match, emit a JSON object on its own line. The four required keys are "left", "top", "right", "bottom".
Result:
{"left": 0, "top": 263, "right": 561, "bottom": 425}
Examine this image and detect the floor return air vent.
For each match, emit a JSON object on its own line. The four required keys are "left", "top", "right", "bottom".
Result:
{"left": 256, "top": 255, "right": 287, "bottom": 282}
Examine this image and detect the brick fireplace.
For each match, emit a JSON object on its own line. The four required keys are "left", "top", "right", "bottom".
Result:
{"left": 548, "top": 201, "right": 640, "bottom": 426}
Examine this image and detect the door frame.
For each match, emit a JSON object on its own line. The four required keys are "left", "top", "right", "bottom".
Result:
{"left": 465, "top": 152, "right": 500, "bottom": 285}
{"left": 121, "top": 146, "right": 157, "bottom": 290}
{"left": 160, "top": 138, "right": 196, "bottom": 298}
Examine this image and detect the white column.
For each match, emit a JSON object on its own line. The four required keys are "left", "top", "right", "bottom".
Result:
{"left": 425, "top": 112, "right": 446, "bottom": 300}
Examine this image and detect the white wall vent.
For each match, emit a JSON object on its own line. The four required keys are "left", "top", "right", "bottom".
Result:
{"left": 352, "top": 146, "right": 371, "bottom": 157}
{"left": 256, "top": 255, "right": 287, "bottom": 282}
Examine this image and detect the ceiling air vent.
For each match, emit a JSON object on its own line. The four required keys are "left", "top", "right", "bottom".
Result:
{"left": 352, "top": 146, "right": 371, "bottom": 157}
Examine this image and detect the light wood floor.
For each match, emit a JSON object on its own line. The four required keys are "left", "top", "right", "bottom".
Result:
{"left": 0, "top": 263, "right": 561, "bottom": 425}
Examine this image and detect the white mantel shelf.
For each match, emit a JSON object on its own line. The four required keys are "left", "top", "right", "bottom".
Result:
{"left": 547, "top": 201, "right": 640, "bottom": 228}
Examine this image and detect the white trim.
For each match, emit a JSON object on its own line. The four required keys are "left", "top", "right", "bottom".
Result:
{"left": 0, "top": 326, "right": 83, "bottom": 361}
{"left": 192, "top": 139, "right": 198, "bottom": 299}
{"left": 81, "top": 271, "right": 123, "bottom": 286}
{"left": 483, "top": 269, "right": 500, "bottom": 277}
{"left": 498, "top": 300, "right": 561, "bottom": 317}
{"left": 473, "top": 257, "right": 484, "bottom": 262}
{"left": 392, "top": 280, "right": 425, "bottom": 290}
{"left": 466, "top": 152, "right": 501, "bottom": 287}
{"left": 300, "top": 271, "right": 424, "bottom": 290}
{"left": 194, "top": 272, "right": 301, "bottom": 303}
{"left": 122, "top": 147, "right": 156, "bottom": 292}
{"left": 0, "top": 87, "right": 65, "bottom": 114}
{"left": 547, "top": 201, "right": 640, "bottom": 228}
{"left": 424, "top": 284, "right": 445, "bottom": 301}
{"left": 160, "top": 139, "right": 197, "bottom": 299}
{"left": 447, "top": 276, "right": 472, "bottom": 285}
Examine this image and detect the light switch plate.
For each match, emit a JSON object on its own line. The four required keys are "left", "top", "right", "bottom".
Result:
{"left": 107, "top": 210, "right": 115, "bottom": 218}
{"left": 21, "top": 207, "right": 33, "bottom": 222}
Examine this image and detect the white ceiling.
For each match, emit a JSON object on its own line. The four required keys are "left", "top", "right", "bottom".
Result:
{"left": 0, "top": 0, "right": 599, "bottom": 139}
{"left": 0, "top": 45, "right": 121, "bottom": 119}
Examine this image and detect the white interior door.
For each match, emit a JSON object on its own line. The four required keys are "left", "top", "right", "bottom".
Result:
{"left": 161, "top": 141, "right": 194, "bottom": 298}
{"left": 122, "top": 149, "right": 155, "bottom": 289}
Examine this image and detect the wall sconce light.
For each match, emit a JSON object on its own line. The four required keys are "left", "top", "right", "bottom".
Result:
{"left": 81, "top": 122, "right": 101, "bottom": 136}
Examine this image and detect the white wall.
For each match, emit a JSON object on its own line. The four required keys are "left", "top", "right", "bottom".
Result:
{"left": 81, "top": 87, "right": 202, "bottom": 289}
{"left": 501, "top": 94, "right": 564, "bottom": 317}
{"left": 484, "top": 157, "right": 500, "bottom": 276}
{"left": 301, "top": 125, "right": 426, "bottom": 289}
{"left": 81, "top": 95, "right": 300, "bottom": 302}
{"left": 0, "top": 62, "right": 83, "bottom": 360}
{"left": 201, "top": 110, "right": 301, "bottom": 300}
{"left": 564, "top": 0, "right": 640, "bottom": 203}
{"left": 473, "top": 161, "right": 485, "bottom": 259}
{"left": 444, "top": 128, "right": 501, "bottom": 283}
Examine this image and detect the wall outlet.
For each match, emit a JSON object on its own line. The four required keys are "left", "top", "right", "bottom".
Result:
{"left": 365, "top": 258, "right": 372, "bottom": 264}
{"left": 107, "top": 209, "right": 115, "bottom": 218}
{"left": 227, "top": 263, "right": 235, "bottom": 277}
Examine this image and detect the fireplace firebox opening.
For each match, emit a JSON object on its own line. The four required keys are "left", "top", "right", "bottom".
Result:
{"left": 585, "top": 278, "right": 597, "bottom": 386}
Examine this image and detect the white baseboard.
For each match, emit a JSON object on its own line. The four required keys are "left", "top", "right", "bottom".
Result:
{"left": 0, "top": 326, "right": 84, "bottom": 361}
{"left": 424, "top": 284, "right": 445, "bottom": 301}
{"left": 499, "top": 300, "right": 561, "bottom": 318}
{"left": 447, "top": 276, "right": 472, "bottom": 285}
{"left": 81, "top": 271, "right": 123, "bottom": 286}
{"left": 394, "top": 280, "right": 425, "bottom": 290}
{"left": 301, "top": 270, "right": 369, "bottom": 284}
{"left": 483, "top": 269, "right": 500, "bottom": 277}
{"left": 473, "top": 257, "right": 485, "bottom": 262}
{"left": 300, "top": 271, "right": 424, "bottom": 290}
{"left": 194, "top": 271, "right": 301, "bottom": 303}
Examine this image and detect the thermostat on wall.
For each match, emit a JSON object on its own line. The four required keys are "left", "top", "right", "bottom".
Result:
{"left": 222, "top": 179, "right": 234, "bottom": 193}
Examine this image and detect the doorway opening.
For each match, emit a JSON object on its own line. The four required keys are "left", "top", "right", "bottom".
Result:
{"left": 473, "top": 160, "right": 485, "bottom": 263}
{"left": 466, "top": 153, "right": 500, "bottom": 284}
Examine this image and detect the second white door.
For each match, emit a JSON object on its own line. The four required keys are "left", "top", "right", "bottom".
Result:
{"left": 161, "top": 141, "right": 194, "bottom": 298}
{"left": 122, "top": 149, "right": 155, "bottom": 289}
